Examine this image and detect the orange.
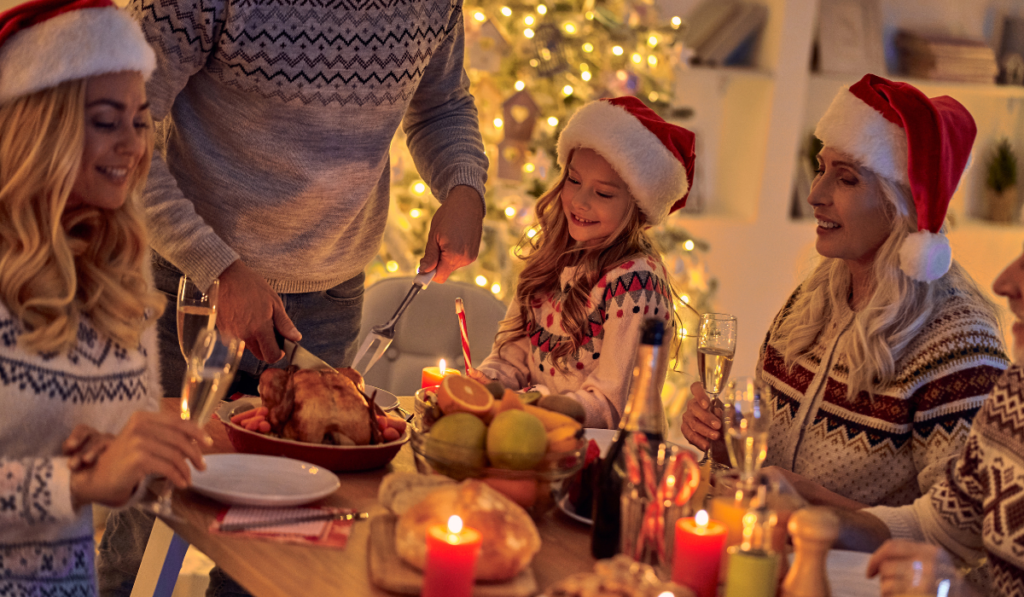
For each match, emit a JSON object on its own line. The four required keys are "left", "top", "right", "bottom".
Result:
{"left": 482, "top": 477, "right": 539, "bottom": 509}
{"left": 436, "top": 375, "right": 494, "bottom": 417}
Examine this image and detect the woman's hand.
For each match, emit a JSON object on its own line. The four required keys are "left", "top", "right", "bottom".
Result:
{"left": 69, "top": 411, "right": 211, "bottom": 510}
{"left": 62, "top": 425, "right": 115, "bottom": 471}
{"left": 867, "top": 540, "right": 964, "bottom": 597}
{"left": 680, "top": 382, "right": 721, "bottom": 450}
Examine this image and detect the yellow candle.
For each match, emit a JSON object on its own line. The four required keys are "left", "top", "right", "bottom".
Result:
{"left": 422, "top": 358, "right": 461, "bottom": 388}
{"left": 709, "top": 495, "right": 747, "bottom": 547}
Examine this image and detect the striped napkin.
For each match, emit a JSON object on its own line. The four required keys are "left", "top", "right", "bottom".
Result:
{"left": 210, "top": 506, "right": 358, "bottom": 549}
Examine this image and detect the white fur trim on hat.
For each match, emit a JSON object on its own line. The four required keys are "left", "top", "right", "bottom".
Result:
{"left": 814, "top": 86, "right": 907, "bottom": 185}
{"left": 899, "top": 230, "right": 951, "bottom": 282}
{"left": 0, "top": 6, "right": 155, "bottom": 105}
{"left": 557, "top": 101, "right": 688, "bottom": 225}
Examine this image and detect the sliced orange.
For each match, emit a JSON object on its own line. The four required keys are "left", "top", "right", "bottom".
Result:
{"left": 437, "top": 375, "right": 494, "bottom": 417}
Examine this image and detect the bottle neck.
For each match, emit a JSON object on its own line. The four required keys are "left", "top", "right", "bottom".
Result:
{"left": 618, "top": 341, "right": 667, "bottom": 434}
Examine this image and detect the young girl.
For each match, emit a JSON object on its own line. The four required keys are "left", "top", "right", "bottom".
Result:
{"left": 0, "top": 0, "right": 208, "bottom": 594}
{"left": 473, "top": 97, "right": 696, "bottom": 428}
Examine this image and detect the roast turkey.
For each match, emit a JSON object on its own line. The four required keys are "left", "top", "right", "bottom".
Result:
{"left": 258, "top": 366, "right": 377, "bottom": 446}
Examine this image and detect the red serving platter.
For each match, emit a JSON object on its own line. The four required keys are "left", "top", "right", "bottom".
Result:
{"left": 214, "top": 395, "right": 410, "bottom": 472}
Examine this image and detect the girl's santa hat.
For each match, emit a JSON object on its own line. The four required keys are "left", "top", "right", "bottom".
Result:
{"left": 814, "top": 74, "right": 976, "bottom": 283}
{"left": 557, "top": 96, "right": 696, "bottom": 226}
{"left": 0, "top": 0, "right": 155, "bottom": 105}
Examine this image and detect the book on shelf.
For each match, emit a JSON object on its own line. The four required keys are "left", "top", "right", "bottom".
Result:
{"left": 696, "top": 3, "right": 768, "bottom": 66}
{"left": 896, "top": 30, "right": 998, "bottom": 83}
{"left": 684, "top": 0, "right": 739, "bottom": 52}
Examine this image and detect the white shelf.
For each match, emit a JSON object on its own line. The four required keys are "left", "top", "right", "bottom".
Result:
{"left": 811, "top": 71, "right": 1024, "bottom": 100}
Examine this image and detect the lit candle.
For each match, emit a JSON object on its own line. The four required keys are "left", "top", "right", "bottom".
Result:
{"left": 710, "top": 492, "right": 748, "bottom": 547}
{"left": 421, "top": 358, "right": 461, "bottom": 389}
{"left": 672, "top": 509, "right": 728, "bottom": 597}
{"left": 422, "top": 515, "right": 482, "bottom": 597}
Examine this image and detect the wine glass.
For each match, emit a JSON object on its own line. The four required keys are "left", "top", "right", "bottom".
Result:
{"left": 177, "top": 275, "right": 218, "bottom": 360}
{"left": 722, "top": 376, "right": 768, "bottom": 485}
{"left": 147, "top": 328, "right": 244, "bottom": 519}
{"left": 696, "top": 313, "right": 737, "bottom": 466}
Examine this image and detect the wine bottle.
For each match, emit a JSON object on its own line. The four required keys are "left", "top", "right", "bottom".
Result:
{"left": 590, "top": 318, "right": 669, "bottom": 559}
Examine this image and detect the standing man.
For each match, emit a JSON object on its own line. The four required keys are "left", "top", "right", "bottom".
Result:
{"left": 133, "top": 0, "right": 488, "bottom": 393}
{"left": 97, "top": 1, "right": 487, "bottom": 594}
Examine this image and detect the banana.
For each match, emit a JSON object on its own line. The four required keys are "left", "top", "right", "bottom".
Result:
{"left": 536, "top": 394, "right": 586, "bottom": 424}
{"left": 546, "top": 425, "right": 579, "bottom": 444}
{"left": 523, "top": 404, "right": 583, "bottom": 433}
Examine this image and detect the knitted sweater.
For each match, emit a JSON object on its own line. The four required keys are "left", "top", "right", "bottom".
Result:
{"left": 129, "top": 0, "right": 488, "bottom": 293}
{"left": 478, "top": 255, "right": 674, "bottom": 429}
{"left": 759, "top": 286, "right": 1008, "bottom": 506}
{"left": 0, "top": 303, "right": 161, "bottom": 596}
{"left": 865, "top": 366, "right": 1024, "bottom": 597}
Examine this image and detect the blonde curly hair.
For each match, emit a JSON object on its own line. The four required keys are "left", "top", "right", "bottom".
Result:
{"left": 0, "top": 78, "right": 165, "bottom": 354}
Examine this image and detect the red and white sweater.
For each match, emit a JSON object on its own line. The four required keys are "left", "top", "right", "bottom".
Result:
{"left": 478, "top": 255, "right": 674, "bottom": 429}
{"left": 759, "top": 286, "right": 1008, "bottom": 506}
{"left": 867, "top": 365, "right": 1024, "bottom": 597}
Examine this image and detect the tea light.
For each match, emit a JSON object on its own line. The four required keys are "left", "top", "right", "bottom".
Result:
{"left": 422, "top": 515, "right": 481, "bottom": 597}
{"left": 672, "top": 509, "right": 727, "bottom": 597}
{"left": 422, "top": 358, "right": 461, "bottom": 388}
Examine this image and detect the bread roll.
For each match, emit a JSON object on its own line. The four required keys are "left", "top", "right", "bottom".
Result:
{"left": 378, "top": 472, "right": 456, "bottom": 516}
{"left": 394, "top": 479, "right": 540, "bottom": 581}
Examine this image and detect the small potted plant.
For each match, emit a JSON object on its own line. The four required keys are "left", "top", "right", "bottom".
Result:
{"left": 983, "top": 138, "right": 1020, "bottom": 223}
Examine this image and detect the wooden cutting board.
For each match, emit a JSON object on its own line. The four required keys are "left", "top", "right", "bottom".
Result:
{"left": 367, "top": 514, "right": 538, "bottom": 596}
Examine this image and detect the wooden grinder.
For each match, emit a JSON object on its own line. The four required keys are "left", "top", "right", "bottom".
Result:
{"left": 780, "top": 507, "right": 839, "bottom": 597}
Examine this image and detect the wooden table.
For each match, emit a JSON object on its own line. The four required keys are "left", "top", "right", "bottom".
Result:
{"left": 149, "top": 397, "right": 597, "bottom": 597}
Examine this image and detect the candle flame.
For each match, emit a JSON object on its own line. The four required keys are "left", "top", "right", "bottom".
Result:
{"left": 447, "top": 515, "right": 463, "bottom": 534}
{"left": 439, "top": 359, "right": 447, "bottom": 375}
{"left": 696, "top": 510, "right": 709, "bottom": 527}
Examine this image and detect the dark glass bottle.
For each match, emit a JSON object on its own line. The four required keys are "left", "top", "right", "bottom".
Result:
{"left": 590, "top": 318, "right": 669, "bottom": 559}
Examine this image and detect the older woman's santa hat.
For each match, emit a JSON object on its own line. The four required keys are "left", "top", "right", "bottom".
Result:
{"left": 814, "top": 74, "right": 976, "bottom": 283}
{"left": 557, "top": 96, "right": 696, "bottom": 226}
{"left": 0, "top": 0, "right": 155, "bottom": 105}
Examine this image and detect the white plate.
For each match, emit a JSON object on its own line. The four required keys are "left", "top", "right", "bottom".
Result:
{"left": 557, "top": 492, "right": 592, "bottom": 525}
{"left": 189, "top": 454, "right": 340, "bottom": 507}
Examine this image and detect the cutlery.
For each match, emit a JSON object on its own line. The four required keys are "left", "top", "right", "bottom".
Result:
{"left": 352, "top": 269, "right": 435, "bottom": 375}
{"left": 219, "top": 510, "right": 369, "bottom": 532}
{"left": 275, "top": 332, "right": 337, "bottom": 372}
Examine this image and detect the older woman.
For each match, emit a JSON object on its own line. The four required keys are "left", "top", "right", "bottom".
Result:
{"left": 0, "top": 0, "right": 208, "bottom": 594}
{"left": 681, "top": 74, "right": 1008, "bottom": 510}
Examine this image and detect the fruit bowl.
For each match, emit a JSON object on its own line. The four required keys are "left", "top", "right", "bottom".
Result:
{"left": 409, "top": 423, "right": 586, "bottom": 515}
{"left": 215, "top": 396, "right": 409, "bottom": 472}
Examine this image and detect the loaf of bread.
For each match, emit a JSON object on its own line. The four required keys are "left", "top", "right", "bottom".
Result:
{"left": 393, "top": 479, "right": 541, "bottom": 581}
{"left": 378, "top": 472, "right": 456, "bottom": 515}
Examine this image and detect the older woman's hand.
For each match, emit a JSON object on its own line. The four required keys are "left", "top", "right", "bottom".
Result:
{"left": 680, "top": 382, "right": 721, "bottom": 450}
{"left": 867, "top": 540, "right": 964, "bottom": 597}
{"left": 69, "top": 411, "right": 211, "bottom": 510}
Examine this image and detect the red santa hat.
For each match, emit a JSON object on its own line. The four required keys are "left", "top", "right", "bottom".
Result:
{"left": 556, "top": 96, "right": 696, "bottom": 226}
{"left": 0, "top": 0, "right": 155, "bottom": 105}
{"left": 814, "top": 74, "right": 976, "bottom": 283}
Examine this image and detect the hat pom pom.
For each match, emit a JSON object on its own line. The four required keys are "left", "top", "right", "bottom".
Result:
{"left": 899, "top": 230, "right": 951, "bottom": 282}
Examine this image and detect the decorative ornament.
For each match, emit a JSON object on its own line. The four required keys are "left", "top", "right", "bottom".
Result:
{"left": 532, "top": 24, "right": 570, "bottom": 78}
{"left": 466, "top": 17, "right": 509, "bottom": 73}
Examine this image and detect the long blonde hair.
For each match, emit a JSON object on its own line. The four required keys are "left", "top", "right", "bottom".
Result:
{"left": 0, "top": 79, "right": 165, "bottom": 354}
{"left": 774, "top": 176, "right": 999, "bottom": 399}
{"left": 496, "top": 150, "right": 679, "bottom": 372}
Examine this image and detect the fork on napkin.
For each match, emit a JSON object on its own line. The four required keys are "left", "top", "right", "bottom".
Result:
{"left": 211, "top": 506, "right": 367, "bottom": 548}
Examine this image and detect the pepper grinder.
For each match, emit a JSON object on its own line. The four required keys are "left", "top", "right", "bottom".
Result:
{"left": 780, "top": 507, "right": 839, "bottom": 597}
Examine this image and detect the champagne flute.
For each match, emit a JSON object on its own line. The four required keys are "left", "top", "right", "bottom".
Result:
{"left": 177, "top": 275, "right": 218, "bottom": 361}
{"left": 147, "top": 328, "right": 244, "bottom": 519}
{"left": 723, "top": 376, "right": 769, "bottom": 485}
{"left": 696, "top": 313, "right": 737, "bottom": 466}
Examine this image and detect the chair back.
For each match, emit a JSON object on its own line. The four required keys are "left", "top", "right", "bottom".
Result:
{"left": 358, "top": 277, "right": 509, "bottom": 395}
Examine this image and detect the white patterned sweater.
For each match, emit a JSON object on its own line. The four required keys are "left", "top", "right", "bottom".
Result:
{"left": 759, "top": 286, "right": 1008, "bottom": 507}
{"left": 0, "top": 302, "right": 161, "bottom": 596}
{"left": 478, "top": 255, "right": 674, "bottom": 429}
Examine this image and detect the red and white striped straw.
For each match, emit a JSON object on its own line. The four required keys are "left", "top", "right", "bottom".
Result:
{"left": 455, "top": 298, "right": 474, "bottom": 374}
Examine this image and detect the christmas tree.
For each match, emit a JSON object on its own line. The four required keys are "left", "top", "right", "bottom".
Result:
{"left": 369, "top": 0, "right": 716, "bottom": 418}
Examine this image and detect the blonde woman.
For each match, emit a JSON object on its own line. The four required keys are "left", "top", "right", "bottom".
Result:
{"left": 681, "top": 75, "right": 1008, "bottom": 509}
{"left": 0, "top": 0, "right": 208, "bottom": 594}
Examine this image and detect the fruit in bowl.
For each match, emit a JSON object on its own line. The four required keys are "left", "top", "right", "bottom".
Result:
{"left": 409, "top": 376, "right": 586, "bottom": 513}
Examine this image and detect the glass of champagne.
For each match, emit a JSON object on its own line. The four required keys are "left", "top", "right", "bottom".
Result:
{"left": 147, "top": 328, "right": 244, "bottom": 519}
{"left": 697, "top": 313, "right": 737, "bottom": 466}
{"left": 723, "top": 376, "right": 769, "bottom": 485}
{"left": 177, "top": 275, "right": 218, "bottom": 361}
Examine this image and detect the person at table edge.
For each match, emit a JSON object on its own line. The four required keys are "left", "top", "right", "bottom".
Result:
{"left": 681, "top": 74, "right": 1008, "bottom": 510}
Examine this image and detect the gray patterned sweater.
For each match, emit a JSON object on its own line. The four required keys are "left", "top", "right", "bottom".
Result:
{"left": 129, "top": 0, "right": 488, "bottom": 293}
{"left": 0, "top": 303, "right": 161, "bottom": 596}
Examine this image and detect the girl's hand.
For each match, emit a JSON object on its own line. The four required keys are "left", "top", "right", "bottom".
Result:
{"left": 680, "top": 382, "right": 722, "bottom": 450}
{"left": 69, "top": 411, "right": 211, "bottom": 509}
{"left": 466, "top": 367, "right": 495, "bottom": 386}
{"left": 62, "top": 425, "right": 115, "bottom": 471}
